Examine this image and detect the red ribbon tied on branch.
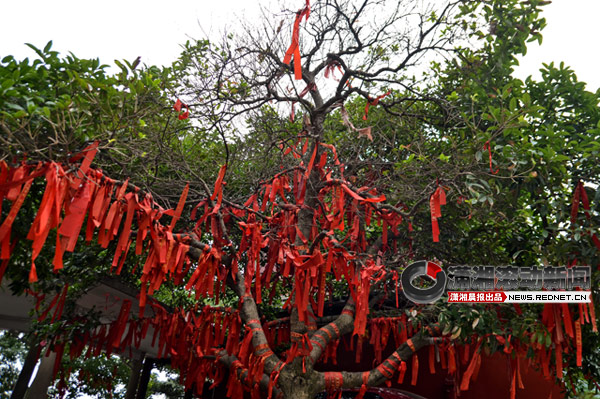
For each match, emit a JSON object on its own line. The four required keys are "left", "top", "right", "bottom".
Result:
{"left": 173, "top": 99, "right": 189, "bottom": 120}
{"left": 324, "top": 60, "right": 343, "bottom": 80}
{"left": 363, "top": 91, "right": 391, "bottom": 120}
{"left": 290, "top": 82, "right": 317, "bottom": 121}
{"left": 570, "top": 180, "right": 600, "bottom": 253}
{"left": 283, "top": 0, "right": 311, "bottom": 80}
{"left": 430, "top": 185, "right": 446, "bottom": 242}
{"left": 483, "top": 140, "right": 499, "bottom": 174}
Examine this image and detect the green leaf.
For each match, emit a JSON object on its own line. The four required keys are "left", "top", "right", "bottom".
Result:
{"left": 43, "top": 40, "right": 53, "bottom": 53}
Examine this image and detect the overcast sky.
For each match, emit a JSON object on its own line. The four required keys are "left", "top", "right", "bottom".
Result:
{"left": 1, "top": 0, "right": 599, "bottom": 92}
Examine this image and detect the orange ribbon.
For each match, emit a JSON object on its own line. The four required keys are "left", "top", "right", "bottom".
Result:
{"left": 283, "top": 0, "right": 311, "bottom": 80}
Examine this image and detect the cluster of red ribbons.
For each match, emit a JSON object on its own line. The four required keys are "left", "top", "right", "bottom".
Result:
{"left": 44, "top": 299, "right": 241, "bottom": 397}
{"left": 225, "top": 136, "right": 393, "bottom": 336}
{"left": 324, "top": 372, "right": 343, "bottom": 398}
{"left": 32, "top": 280, "right": 585, "bottom": 399}
{"left": 0, "top": 143, "right": 191, "bottom": 307}
{"left": 3, "top": 134, "right": 598, "bottom": 397}
{"left": 283, "top": 0, "right": 311, "bottom": 80}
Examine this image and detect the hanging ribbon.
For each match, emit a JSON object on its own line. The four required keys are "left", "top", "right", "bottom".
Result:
{"left": 290, "top": 82, "right": 316, "bottom": 121}
{"left": 483, "top": 140, "right": 499, "bottom": 174}
{"left": 571, "top": 181, "right": 582, "bottom": 225}
{"left": 169, "top": 183, "right": 189, "bottom": 230}
{"left": 174, "top": 99, "right": 189, "bottom": 120}
{"left": 555, "top": 344, "right": 563, "bottom": 379}
{"left": 363, "top": 91, "right": 391, "bottom": 120}
{"left": 355, "top": 372, "right": 369, "bottom": 399}
{"left": 460, "top": 340, "right": 482, "bottom": 391}
{"left": 340, "top": 105, "right": 373, "bottom": 141}
{"left": 283, "top": 0, "right": 311, "bottom": 80}
{"left": 575, "top": 319, "right": 582, "bottom": 366}
{"left": 324, "top": 60, "right": 343, "bottom": 80}
{"left": 571, "top": 181, "right": 600, "bottom": 253}
{"left": 0, "top": 167, "right": 36, "bottom": 268}
{"left": 429, "top": 185, "right": 446, "bottom": 242}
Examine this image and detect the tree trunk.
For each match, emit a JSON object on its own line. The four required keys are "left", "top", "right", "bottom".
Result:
{"left": 10, "top": 342, "right": 41, "bottom": 399}
{"left": 278, "top": 370, "right": 322, "bottom": 399}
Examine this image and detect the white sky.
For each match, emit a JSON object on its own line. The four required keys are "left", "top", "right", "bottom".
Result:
{"left": 1, "top": 0, "right": 599, "bottom": 92}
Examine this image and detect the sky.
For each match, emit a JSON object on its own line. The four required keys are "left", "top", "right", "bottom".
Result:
{"left": 1, "top": 0, "right": 599, "bottom": 92}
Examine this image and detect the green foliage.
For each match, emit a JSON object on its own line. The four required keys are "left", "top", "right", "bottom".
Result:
{"left": 147, "top": 366, "right": 186, "bottom": 399}
{"left": 53, "top": 352, "right": 130, "bottom": 399}
{"left": 1, "top": 41, "right": 167, "bottom": 159}
{"left": 0, "top": 331, "right": 27, "bottom": 399}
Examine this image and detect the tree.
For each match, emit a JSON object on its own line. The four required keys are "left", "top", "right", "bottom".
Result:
{"left": 0, "top": 43, "right": 200, "bottom": 399}
{"left": 1, "top": 1, "right": 599, "bottom": 399}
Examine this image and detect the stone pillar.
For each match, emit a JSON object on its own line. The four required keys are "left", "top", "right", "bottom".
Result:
{"left": 10, "top": 342, "right": 41, "bottom": 399}
{"left": 24, "top": 350, "right": 57, "bottom": 399}
{"left": 135, "top": 357, "right": 154, "bottom": 399}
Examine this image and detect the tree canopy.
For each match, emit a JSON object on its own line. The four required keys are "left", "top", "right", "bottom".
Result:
{"left": 0, "top": 0, "right": 599, "bottom": 398}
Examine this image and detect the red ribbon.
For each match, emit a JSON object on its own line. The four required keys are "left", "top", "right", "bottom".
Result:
{"left": 169, "top": 183, "right": 189, "bottom": 230}
{"left": 283, "top": 0, "right": 311, "bottom": 80}
{"left": 324, "top": 60, "right": 343, "bottom": 80}
{"left": 324, "top": 371, "right": 343, "bottom": 395}
{"left": 290, "top": 82, "right": 317, "bottom": 121}
{"left": 411, "top": 353, "right": 419, "bottom": 386}
{"left": 356, "top": 372, "right": 369, "bottom": 399}
{"left": 483, "top": 140, "right": 499, "bottom": 174}
{"left": 173, "top": 99, "right": 189, "bottom": 120}
{"left": 555, "top": 344, "right": 563, "bottom": 379}
{"left": 571, "top": 180, "right": 600, "bottom": 255}
{"left": 460, "top": 340, "right": 482, "bottom": 391}
{"left": 575, "top": 319, "right": 582, "bottom": 366}
{"left": 429, "top": 186, "right": 446, "bottom": 242}
{"left": 0, "top": 167, "right": 36, "bottom": 272}
{"left": 429, "top": 345, "right": 436, "bottom": 374}
{"left": 363, "top": 91, "right": 391, "bottom": 120}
